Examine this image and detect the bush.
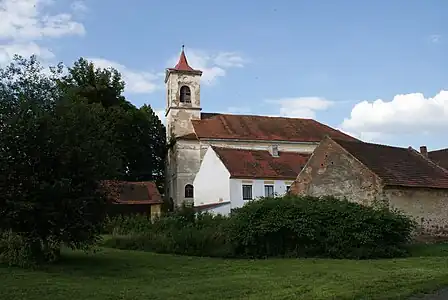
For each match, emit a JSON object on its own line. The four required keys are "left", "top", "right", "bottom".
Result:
{"left": 228, "top": 195, "right": 416, "bottom": 259}
{"left": 0, "top": 230, "right": 61, "bottom": 267}
{"left": 102, "top": 214, "right": 154, "bottom": 235}
{"left": 103, "top": 195, "right": 416, "bottom": 260}
{"left": 103, "top": 207, "right": 233, "bottom": 257}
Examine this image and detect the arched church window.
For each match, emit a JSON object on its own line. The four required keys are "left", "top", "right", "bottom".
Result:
{"left": 180, "top": 86, "right": 191, "bottom": 103}
{"left": 184, "top": 184, "right": 194, "bottom": 198}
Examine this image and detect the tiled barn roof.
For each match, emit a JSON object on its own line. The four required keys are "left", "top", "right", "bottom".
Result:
{"left": 335, "top": 139, "right": 448, "bottom": 189}
{"left": 101, "top": 181, "right": 163, "bottom": 204}
{"left": 429, "top": 148, "right": 448, "bottom": 170}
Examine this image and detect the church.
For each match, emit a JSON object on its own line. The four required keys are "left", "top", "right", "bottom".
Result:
{"left": 163, "top": 47, "right": 448, "bottom": 234}
{"left": 164, "top": 48, "right": 358, "bottom": 212}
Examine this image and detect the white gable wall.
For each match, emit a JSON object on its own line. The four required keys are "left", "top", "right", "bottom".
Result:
{"left": 199, "top": 139, "right": 317, "bottom": 161}
{"left": 230, "top": 179, "right": 294, "bottom": 210}
{"left": 193, "top": 147, "right": 231, "bottom": 208}
{"left": 169, "top": 137, "right": 316, "bottom": 205}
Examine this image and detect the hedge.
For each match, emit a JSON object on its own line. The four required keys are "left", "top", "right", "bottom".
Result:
{"left": 102, "top": 195, "right": 416, "bottom": 259}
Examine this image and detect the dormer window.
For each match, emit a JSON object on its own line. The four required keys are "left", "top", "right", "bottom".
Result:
{"left": 271, "top": 144, "right": 279, "bottom": 157}
{"left": 180, "top": 86, "right": 191, "bottom": 103}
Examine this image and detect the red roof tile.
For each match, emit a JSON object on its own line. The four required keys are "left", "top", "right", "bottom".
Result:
{"left": 192, "top": 113, "right": 358, "bottom": 142}
{"left": 429, "top": 148, "right": 448, "bottom": 170}
{"left": 173, "top": 49, "right": 194, "bottom": 71}
{"left": 101, "top": 180, "right": 163, "bottom": 204}
{"left": 168, "top": 48, "right": 202, "bottom": 74}
{"left": 212, "top": 146, "right": 310, "bottom": 179}
{"left": 334, "top": 139, "right": 448, "bottom": 189}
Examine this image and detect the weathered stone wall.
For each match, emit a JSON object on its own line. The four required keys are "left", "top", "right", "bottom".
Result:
{"left": 290, "top": 138, "right": 383, "bottom": 206}
{"left": 174, "top": 140, "right": 201, "bottom": 206}
{"left": 165, "top": 71, "right": 202, "bottom": 140}
{"left": 386, "top": 187, "right": 448, "bottom": 236}
{"left": 165, "top": 69, "right": 202, "bottom": 205}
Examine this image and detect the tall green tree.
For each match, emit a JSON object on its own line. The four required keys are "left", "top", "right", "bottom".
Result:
{"left": 59, "top": 58, "right": 166, "bottom": 189}
{"left": 0, "top": 55, "right": 122, "bottom": 265}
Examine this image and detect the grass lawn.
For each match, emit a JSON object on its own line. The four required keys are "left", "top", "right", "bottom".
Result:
{"left": 1, "top": 244, "right": 448, "bottom": 300}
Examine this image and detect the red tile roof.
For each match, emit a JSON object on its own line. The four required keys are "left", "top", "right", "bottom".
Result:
{"left": 334, "top": 139, "right": 448, "bottom": 189}
{"left": 168, "top": 48, "right": 202, "bottom": 74}
{"left": 101, "top": 180, "right": 163, "bottom": 204}
{"left": 429, "top": 148, "right": 448, "bottom": 170}
{"left": 192, "top": 113, "right": 358, "bottom": 142}
{"left": 212, "top": 146, "right": 310, "bottom": 179}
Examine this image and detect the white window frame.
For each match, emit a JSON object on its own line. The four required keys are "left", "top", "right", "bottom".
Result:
{"left": 242, "top": 184, "right": 253, "bottom": 200}
{"left": 264, "top": 184, "right": 275, "bottom": 197}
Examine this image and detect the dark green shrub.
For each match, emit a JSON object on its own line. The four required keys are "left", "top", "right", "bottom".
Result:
{"left": 103, "top": 212, "right": 233, "bottom": 257}
{"left": 227, "top": 195, "right": 416, "bottom": 259}
{"left": 0, "top": 230, "right": 61, "bottom": 267}
{"left": 104, "top": 226, "right": 233, "bottom": 258}
{"left": 102, "top": 204, "right": 218, "bottom": 235}
{"left": 102, "top": 214, "right": 153, "bottom": 235}
{"left": 103, "top": 195, "right": 416, "bottom": 260}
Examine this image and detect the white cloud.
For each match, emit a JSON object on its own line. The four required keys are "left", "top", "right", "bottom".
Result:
{"left": 341, "top": 90, "right": 448, "bottom": 140}
{"left": 0, "top": 41, "right": 55, "bottom": 62}
{"left": 335, "top": 127, "right": 381, "bottom": 142}
{"left": 168, "top": 49, "right": 246, "bottom": 85}
{"left": 213, "top": 52, "right": 245, "bottom": 68}
{"left": 0, "top": 0, "right": 85, "bottom": 65}
{"left": 88, "top": 58, "right": 161, "bottom": 94}
{"left": 266, "top": 97, "right": 334, "bottom": 118}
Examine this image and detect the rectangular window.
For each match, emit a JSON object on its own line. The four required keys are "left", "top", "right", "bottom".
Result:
{"left": 286, "top": 185, "right": 291, "bottom": 193}
{"left": 242, "top": 185, "right": 252, "bottom": 200}
{"left": 264, "top": 185, "right": 274, "bottom": 197}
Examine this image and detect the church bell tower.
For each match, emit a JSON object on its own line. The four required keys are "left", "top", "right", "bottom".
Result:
{"left": 165, "top": 46, "right": 203, "bottom": 207}
{"left": 165, "top": 46, "right": 203, "bottom": 141}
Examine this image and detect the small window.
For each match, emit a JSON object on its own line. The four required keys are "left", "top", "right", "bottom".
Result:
{"left": 180, "top": 86, "right": 191, "bottom": 103}
{"left": 286, "top": 185, "right": 291, "bottom": 193}
{"left": 242, "top": 185, "right": 252, "bottom": 200}
{"left": 184, "top": 184, "right": 194, "bottom": 198}
{"left": 264, "top": 185, "right": 274, "bottom": 197}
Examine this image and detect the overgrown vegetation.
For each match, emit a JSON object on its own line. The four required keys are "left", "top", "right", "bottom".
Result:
{"left": 103, "top": 195, "right": 416, "bottom": 259}
{"left": 103, "top": 205, "right": 233, "bottom": 257}
{"left": 0, "top": 55, "right": 166, "bottom": 267}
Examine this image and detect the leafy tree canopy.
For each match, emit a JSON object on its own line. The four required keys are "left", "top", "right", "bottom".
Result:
{"left": 0, "top": 55, "right": 166, "bottom": 265}
{"left": 59, "top": 57, "right": 166, "bottom": 187}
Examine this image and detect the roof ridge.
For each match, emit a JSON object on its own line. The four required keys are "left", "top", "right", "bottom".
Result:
{"left": 429, "top": 147, "right": 448, "bottom": 154}
{"left": 408, "top": 147, "right": 448, "bottom": 175}
{"left": 335, "top": 138, "right": 412, "bottom": 150}
{"left": 213, "top": 112, "right": 313, "bottom": 120}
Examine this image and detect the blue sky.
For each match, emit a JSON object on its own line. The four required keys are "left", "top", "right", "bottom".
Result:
{"left": 1, "top": 0, "right": 446, "bottom": 150}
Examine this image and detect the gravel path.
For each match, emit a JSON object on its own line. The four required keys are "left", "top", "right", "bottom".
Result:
{"left": 409, "top": 287, "right": 448, "bottom": 299}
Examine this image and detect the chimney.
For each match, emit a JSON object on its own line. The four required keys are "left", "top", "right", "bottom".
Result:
{"left": 420, "top": 146, "right": 428, "bottom": 157}
{"left": 270, "top": 144, "right": 279, "bottom": 157}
